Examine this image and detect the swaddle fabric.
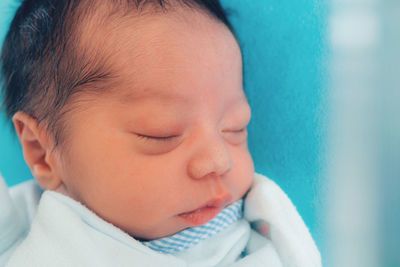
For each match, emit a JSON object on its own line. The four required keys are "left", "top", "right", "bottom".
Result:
{"left": 1, "top": 173, "right": 321, "bottom": 267}
{"left": 142, "top": 200, "right": 243, "bottom": 254}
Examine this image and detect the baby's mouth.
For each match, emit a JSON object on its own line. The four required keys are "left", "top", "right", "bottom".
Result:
{"left": 178, "top": 194, "right": 232, "bottom": 226}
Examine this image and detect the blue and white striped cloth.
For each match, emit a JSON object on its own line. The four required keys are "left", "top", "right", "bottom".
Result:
{"left": 142, "top": 199, "right": 243, "bottom": 254}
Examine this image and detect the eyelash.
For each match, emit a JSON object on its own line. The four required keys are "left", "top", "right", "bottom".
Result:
{"left": 233, "top": 128, "right": 246, "bottom": 133}
{"left": 137, "top": 134, "right": 178, "bottom": 142}
{"left": 224, "top": 127, "right": 246, "bottom": 134}
{"left": 137, "top": 127, "right": 246, "bottom": 143}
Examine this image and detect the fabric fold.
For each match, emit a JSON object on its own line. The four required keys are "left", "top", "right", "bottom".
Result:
{"left": 2, "top": 173, "right": 321, "bottom": 267}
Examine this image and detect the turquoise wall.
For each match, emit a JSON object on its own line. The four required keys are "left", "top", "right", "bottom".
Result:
{"left": 0, "top": 0, "right": 34, "bottom": 186}
{"left": 0, "top": 113, "right": 33, "bottom": 186}
{"left": 0, "top": 0, "right": 328, "bottom": 257}
{"left": 221, "top": 0, "right": 328, "bottom": 250}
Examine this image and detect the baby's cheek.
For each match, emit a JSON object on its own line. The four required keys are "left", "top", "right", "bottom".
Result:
{"left": 243, "top": 156, "right": 255, "bottom": 193}
{"left": 232, "top": 149, "right": 254, "bottom": 197}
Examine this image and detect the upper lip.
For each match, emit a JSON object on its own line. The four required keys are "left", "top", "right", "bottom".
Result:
{"left": 180, "top": 194, "right": 233, "bottom": 215}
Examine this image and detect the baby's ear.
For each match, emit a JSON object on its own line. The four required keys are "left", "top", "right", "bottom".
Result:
{"left": 12, "top": 111, "right": 62, "bottom": 190}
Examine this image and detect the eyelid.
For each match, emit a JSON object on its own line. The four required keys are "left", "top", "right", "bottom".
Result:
{"left": 137, "top": 134, "right": 179, "bottom": 141}
{"left": 232, "top": 127, "right": 246, "bottom": 133}
{"left": 221, "top": 127, "right": 248, "bottom": 145}
{"left": 222, "top": 127, "right": 247, "bottom": 133}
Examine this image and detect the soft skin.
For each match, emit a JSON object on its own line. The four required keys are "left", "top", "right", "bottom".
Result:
{"left": 12, "top": 8, "right": 254, "bottom": 240}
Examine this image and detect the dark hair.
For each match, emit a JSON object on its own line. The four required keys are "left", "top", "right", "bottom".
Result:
{"left": 0, "top": 0, "right": 235, "bottom": 147}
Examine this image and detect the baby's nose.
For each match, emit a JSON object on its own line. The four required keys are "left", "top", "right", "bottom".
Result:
{"left": 187, "top": 135, "right": 233, "bottom": 179}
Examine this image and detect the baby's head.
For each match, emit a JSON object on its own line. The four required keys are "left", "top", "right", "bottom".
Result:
{"left": 1, "top": 0, "right": 254, "bottom": 240}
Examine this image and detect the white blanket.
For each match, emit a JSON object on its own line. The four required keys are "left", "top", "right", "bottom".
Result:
{"left": 0, "top": 173, "right": 321, "bottom": 266}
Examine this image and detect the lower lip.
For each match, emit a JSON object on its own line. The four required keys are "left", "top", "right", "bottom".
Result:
{"left": 178, "top": 206, "right": 223, "bottom": 226}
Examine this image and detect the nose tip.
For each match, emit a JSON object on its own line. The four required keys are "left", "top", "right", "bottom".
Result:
{"left": 187, "top": 142, "right": 233, "bottom": 179}
{"left": 188, "top": 155, "right": 233, "bottom": 179}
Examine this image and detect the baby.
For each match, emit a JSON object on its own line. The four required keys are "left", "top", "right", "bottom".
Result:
{"left": 0, "top": 0, "right": 321, "bottom": 266}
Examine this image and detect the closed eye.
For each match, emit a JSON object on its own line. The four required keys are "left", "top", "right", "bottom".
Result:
{"left": 222, "top": 127, "right": 248, "bottom": 145}
{"left": 231, "top": 128, "right": 246, "bottom": 133}
{"left": 223, "top": 127, "right": 247, "bottom": 134}
{"left": 137, "top": 134, "right": 179, "bottom": 142}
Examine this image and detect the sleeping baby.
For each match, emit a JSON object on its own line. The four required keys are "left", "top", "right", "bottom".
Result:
{"left": 0, "top": 0, "right": 321, "bottom": 266}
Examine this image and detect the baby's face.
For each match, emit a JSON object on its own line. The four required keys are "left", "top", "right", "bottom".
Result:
{"left": 56, "top": 10, "right": 254, "bottom": 240}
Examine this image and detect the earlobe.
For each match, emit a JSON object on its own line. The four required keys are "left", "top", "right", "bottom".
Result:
{"left": 12, "top": 112, "right": 62, "bottom": 190}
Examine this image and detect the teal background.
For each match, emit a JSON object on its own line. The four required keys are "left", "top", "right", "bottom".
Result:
{"left": 0, "top": 0, "right": 328, "bottom": 258}
{"left": 221, "top": 0, "right": 328, "bottom": 251}
{"left": 0, "top": 0, "right": 34, "bottom": 185}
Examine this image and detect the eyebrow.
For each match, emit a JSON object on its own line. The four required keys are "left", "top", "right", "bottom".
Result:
{"left": 118, "top": 88, "right": 190, "bottom": 105}
{"left": 117, "top": 85, "right": 250, "bottom": 109}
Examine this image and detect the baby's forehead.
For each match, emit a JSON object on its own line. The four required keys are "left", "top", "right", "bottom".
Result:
{"left": 76, "top": 4, "right": 244, "bottom": 111}
{"left": 84, "top": 4, "right": 239, "bottom": 65}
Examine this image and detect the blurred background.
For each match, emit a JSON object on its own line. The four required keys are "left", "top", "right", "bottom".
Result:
{"left": 325, "top": 0, "right": 400, "bottom": 266}
{"left": 1, "top": 0, "right": 399, "bottom": 266}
